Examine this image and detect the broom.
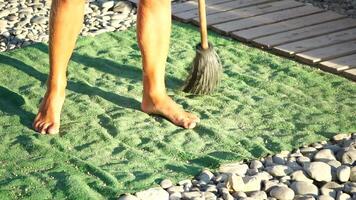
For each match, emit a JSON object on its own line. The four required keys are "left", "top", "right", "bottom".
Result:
{"left": 182, "top": 0, "right": 222, "bottom": 95}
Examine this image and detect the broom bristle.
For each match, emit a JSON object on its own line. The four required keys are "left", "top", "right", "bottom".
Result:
{"left": 183, "top": 43, "right": 222, "bottom": 95}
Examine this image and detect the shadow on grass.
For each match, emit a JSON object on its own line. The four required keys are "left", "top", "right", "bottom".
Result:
{"left": 32, "top": 43, "right": 184, "bottom": 90}
{"left": 0, "top": 86, "right": 36, "bottom": 128}
{"left": 0, "top": 54, "right": 141, "bottom": 114}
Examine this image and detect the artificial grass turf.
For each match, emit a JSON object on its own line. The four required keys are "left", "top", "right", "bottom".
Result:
{"left": 0, "top": 21, "right": 355, "bottom": 199}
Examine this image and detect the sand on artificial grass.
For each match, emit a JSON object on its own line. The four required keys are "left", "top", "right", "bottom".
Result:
{"left": 0, "top": 22, "right": 355, "bottom": 199}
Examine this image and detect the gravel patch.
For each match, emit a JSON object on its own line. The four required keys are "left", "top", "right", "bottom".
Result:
{"left": 120, "top": 133, "right": 356, "bottom": 200}
{"left": 0, "top": 0, "right": 137, "bottom": 52}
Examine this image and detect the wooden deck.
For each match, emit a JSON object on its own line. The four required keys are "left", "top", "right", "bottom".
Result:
{"left": 129, "top": 0, "right": 356, "bottom": 81}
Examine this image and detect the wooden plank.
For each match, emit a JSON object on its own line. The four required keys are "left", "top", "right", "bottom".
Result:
{"left": 274, "top": 28, "right": 356, "bottom": 56}
{"left": 342, "top": 68, "right": 356, "bottom": 81}
{"left": 172, "top": 0, "right": 232, "bottom": 14}
{"left": 319, "top": 54, "right": 356, "bottom": 72}
{"left": 211, "top": 6, "right": 324, "bottom": 34}
{"left": 174, "top": 0, "right": 275, "bottom": 22}
{"left": 252, "top": 18, "right": 356, "bottom": 48}
{"left": 231, "top": 11, "right": 345, "bottom": 41}
{"left": 194, "top": 0, "right": 304, "bottom": 26}
{"left": 172, "top": 1, "right": 198, "bottom": 14}
{"left": 295, "top": 40, "right": 356, "bottom": 64}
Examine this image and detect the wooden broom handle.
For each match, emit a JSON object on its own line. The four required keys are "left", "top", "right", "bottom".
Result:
{"left": 198, "top": 0, "right": 209, "bottom": 49}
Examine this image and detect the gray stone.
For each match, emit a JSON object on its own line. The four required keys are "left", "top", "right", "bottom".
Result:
{"left": 102, "top": 1, "right": 115, "bottom": 9}
{"left": 0, "top": 20, "right": 7, "bottom": 32}
{"left": 273, "top": 154, "right": 287, "bottom": 165}
{"left": 31, "top": 16, "right": 47, "bottom": 24}
{"left": 219, "top": 163, "right": 248, "bottom": 176}
{"left": 202, "top": 192, "right": 216, "bottom": 200}
{"left": 300, "top": 147, "right": 317, "bottom": 158}
{"left": 262, "top": 180, "right": 279, "bottom": 192}
{"left": 248, "top": 191, "right": 267, "bottom": 200}
{"left": 350, "top": 166, "right": 356, "bottom": 182}
{"left": 304, "top": 162, "right": 332, "bottom": 182}
{"left": 270, "top": 186, "right": 295, "bottom": 200}
{"left": 227, "top": 174, "right": 261, "bottom": 192}
{"left": 290, "top": 181, "right": 318, "bottom": 196}
{"left": 160, "top": 179, "right": 173, "bottom": 189}
{"left": 341, "top": 149, "right": 356, "bottom": 164}
{"left": 113, "top": 1, "right": 132, "bottom": 14}
{"left": 313, "top": 149, "right": 336, "bottom": 162}
{"left": 182, "top": 191, "right": 202, "bottom": 199}
{"left": 166, "top": 186, "right": 184, "bottom": 194}
{"left": 136, "top": 187, "right": 169, "bottom": 200}
{"left": 333, "top": 134, "right": 350, "bottom": 141}
{"left": 320, "top": 182, "right": 343, "bottom": 198}
{"left": 232, "top": 191, "right": 247, "bottom": 198}
{"left": 118, "top": 194, "right": 139, "bottom": 200}
{"left": 297, "top": 156, "right": 311, "bottom": 166}
{"left": 336, "top": 165, "right": 350, "bottom": 182}
{"left": 317, "top": 195, "right": 334, "bottom": 200}
{"left": 336, "top": 191, "right": 351, "bottom": 200}
{"left": 198, "top": 169, "right": 214, "bottom": 184}
{"left": 169, "top": 192, "right": 182, "bottom": 200}
{"left": 266, "top": 165, "right": 293, "bottom": 177}
{"left": 294, "top": 195, "right": 316, "bottom": 200}
{"left": 250, "top": 160, "right": 263, "bottom": 169}
{"left": 343, "top": 182, "right": 356, "bottom": 194}
{"left": 291, "top": 170, "right": 314, "bottom": 183}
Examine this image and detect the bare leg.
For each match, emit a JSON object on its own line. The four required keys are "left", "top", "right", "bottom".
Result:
{"left": 33, "top": 0, "right": 85, "bottom": 134}
{"left": 138, "top": 0, "right": 200, "bottom": 128}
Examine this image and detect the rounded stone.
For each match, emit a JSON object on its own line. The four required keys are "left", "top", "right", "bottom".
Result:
{"left": 248, "top": 191, "right": 267, "bottom": 200}
{"left": 317, "top": 195, "right": 334, "bottom": 200}
{"left": 304, "top": 162, "right": 332, "bottom": 182}
{"left": 136, "top": 187, "right": 169, "bottom": 200}
{"left": 118, "top": 194, "right": 139, "bottom": 200}
{"left": 198, "top": 169, "right": 214, "bottom": 184}
{"left": 291, "top": 170, "right": 313, "bottom": 183}
{"left": 341, "top": 149, "right": 356, "bottom": 165}
{"left": 266, "top": 165, "right": 293, "bottom": 177}
{"left": 249, "top": 160, "right": 263, "bottom": 169}
{"left": 290, "top": 181, "right": 318, "bottom": 196}
{"left": 160, "top": 179, "right": 173, "bottom": 189}
{"left": 332, "top": 133, "right": 350, "bottom": 141}
{"left": 270, "top": 186, "right": 295, "bottom": 200}
{"left": 350, "top": 166, "right": 356, "bottom": 182}
{"left": 313, "top": 149, "right": 336, "bottom": 162}
{"left": 336, "top": 165, "right": 350, "bottom": 182}
{"left": 169, "top": 192, "right": 182, "bottom": 200}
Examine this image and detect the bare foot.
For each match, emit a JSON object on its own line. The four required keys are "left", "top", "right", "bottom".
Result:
{"left": 141, "top": 93, "right": 200, "bottom": 129}
{"left": 33, "top": 90, "right": 65, "bottom": 134}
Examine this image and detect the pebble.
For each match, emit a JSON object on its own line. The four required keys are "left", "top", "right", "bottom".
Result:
{"left": 341, "top": 149, "right": 356, "bottom": 164}
{"left": 160, "top": 179, "right": 173, "bottom": 189}
{"left": 219, "top": 163, "right": 248, "bottom": 176}
{"left": 248, "top": 190, "right": 267, "bottom": 200}
{"left": 270, "top": 186, "right": 295, "bottom": 200}
{"left": 332, "top": 134, "right": 350, "bottom": 142}
{"left": 135, "top": 187, "right": 169, "bottom": 200}
{"left": 318, "top": 195, "right": 334, "bottom": 200}
{"left": 250, "top": 160, "right": 264, "bottom": 169}
{"left": 0, "top": 0, "right": 137, "bottom": 52}
{"left": 291, "top": 170, "right": 314, "bottom": 183}
{"left": 304, "top": 162, "right": 332, "bottom": 182}
{"left": 313, "top": 149, "right": 336, "bottom": 161}
{"left": 290, "top": 181, "right": 318, "bottom": 196}
{"left": 118, "top": 194, "right": 139, "bottom": 200}
{"left": 336, "top": 165, "right": 350, "bottom": 182}
{"left": 350, "top": 166, "right": 356, "bottom": 182}
{"left": 266, "top": 165, "right": 293, "bottom": 177}
{"left": 198, "top": 169, "right": 214, "bottom": 184}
